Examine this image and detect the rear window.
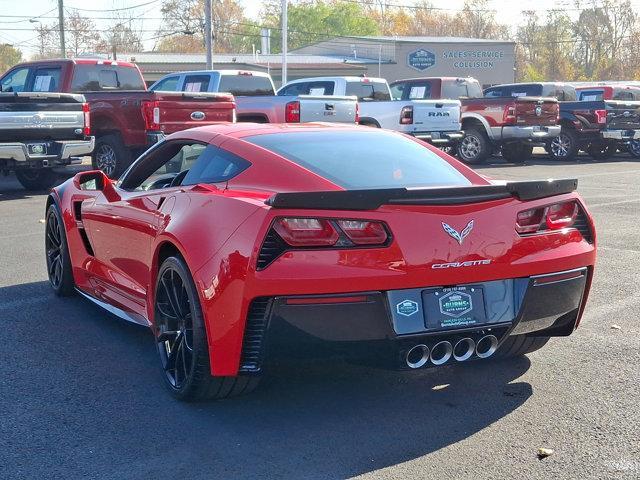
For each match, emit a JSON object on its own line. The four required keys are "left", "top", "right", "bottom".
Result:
{"left": 71, "top": 64, "right": 145, "bottom": 92}
{"left": 345, "top": 81, "right": 391, "bottom": 101}
{"left": 578, "top": 89, "right": 604, "bottom": 101}
{"left": 218, "top": 74, "right": 274, "bottom": 96}
{"left": 245, "top": 130, "right": 470, "bottom": 189}
{"left": 484, "top": 84, "right": 543, "bottom": 98}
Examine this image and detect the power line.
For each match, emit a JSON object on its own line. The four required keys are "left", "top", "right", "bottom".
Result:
{"left": 64, "top": 0, "right": 161, "bottom": 13}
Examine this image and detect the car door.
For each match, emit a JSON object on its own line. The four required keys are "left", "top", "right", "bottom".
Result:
{"left": 81, "top": 140, "right": 208, "bottom": 317}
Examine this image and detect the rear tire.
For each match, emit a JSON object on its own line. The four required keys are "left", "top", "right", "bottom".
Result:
{"left": 501, "top": 143, "right": 532, "bottom": 163}
{"left": 45, "top": 204, "right": 75, "bottom": 296}
{"left": 457, "top": 127, "right": 491, "bottom": 164}
{"left": 92, "top": 134, "right": 131, "bottom": 179}
{"left": 549, "top": 128, "right": 579, "bottom": 161}
{"left": 154, "top": 256, "right": 260, "bottom": 401}
{"left": 495, "top": 335, "right": 550, "bottom": 359}
{"left": 15, "top": 169, "right": 59, "bottom": 191}
{"left": 586, "top": 142, "right": 616, "bottom": 160}
{"left": 628, "top": 140, "right": 640, "bottom": 158}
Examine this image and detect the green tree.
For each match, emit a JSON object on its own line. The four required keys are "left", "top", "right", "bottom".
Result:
{"left": 0, "top": 44, "right": 22, "bottom": 73}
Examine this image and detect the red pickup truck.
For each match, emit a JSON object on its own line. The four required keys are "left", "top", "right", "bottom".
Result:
{"left": 390, "top": 77, "right": 561, "bottom": 164}
{"left": 0, "top": 59, "right": 236, "bottom": 177}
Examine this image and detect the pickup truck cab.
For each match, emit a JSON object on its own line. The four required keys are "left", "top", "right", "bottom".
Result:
{"left": 0, "top": 59, "right": 236, "bottom": 178}
{"left": 485, "top": 82, "right": 640, "bottom": 161}
{"left": 278, "top": 76, "right": 463, "bottom": 147}
{"left": 150, "top": 70, "right": 358, "bottom": 124}
{"left": 390, "top": 77, "right": 561, "bottom": 164}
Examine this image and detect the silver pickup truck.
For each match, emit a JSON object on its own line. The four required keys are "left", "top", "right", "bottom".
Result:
{"left": 149, "top": 70, "right": 358, "bottom": 124}
{"left": 278, "top": 76, "right": 463, "bottom": 146}
{"left": 0, "top": 92, "right": 94, "bottom": 189}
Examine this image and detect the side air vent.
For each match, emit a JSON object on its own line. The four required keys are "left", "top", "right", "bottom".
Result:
{"left": 73, "top": 201, "right": 83, "bottom": 221}
{"left": 574, "top": 208, "right": 593, "bottom": 243}
{"left": 78, "top": 228, "right": 95, "bottom": 256}
{"left": 256, "top": 229, "right": 288, "bottom": 270}
{"left": 239, "top": 297, "right": 272, "bottom": 373}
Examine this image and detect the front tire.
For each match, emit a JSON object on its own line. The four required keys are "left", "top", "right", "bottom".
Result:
{"left": 154, "top": 256, "right": 260, "bottom": 401}
{"left": 549, "top": 128, "right": 579, "bottom": 161}
{"left": 45, "top": 204, "right": 75, "bottom": 296}
{"left": 92, "top": 134, "right": 131, "bottom": 179}
{"left": 15, "top": 169, "right": 59, "bottom": 191}
{"left": 457, "top": 127, "right": 491, "bottom": 164}
{"left": 495, "top": 335, "right": 550, "bottom": 359}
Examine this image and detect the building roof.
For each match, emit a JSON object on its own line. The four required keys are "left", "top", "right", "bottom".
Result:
{"left": 345, "top": 36, "right": 514, "bottom": 44}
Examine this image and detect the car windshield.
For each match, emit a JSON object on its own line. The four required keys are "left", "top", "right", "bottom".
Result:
{"left": 245, "top": 130, "right": 470, "bottom": 189}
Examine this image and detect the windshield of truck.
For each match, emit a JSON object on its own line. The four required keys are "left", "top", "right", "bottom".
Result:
{"left": 345, "top": 81, "right": 391, "bottom": 101}
{"left": 71, "top": 64, "right": 145, "bottom": 92}
{"left": 484, "top": 84, "right": 543, "bottom": 98}
{"left": 218, "top": 74, "right": 274, "bottom": 96}
{"left": 246, "top": 130, "right": 470, "bottom": 189}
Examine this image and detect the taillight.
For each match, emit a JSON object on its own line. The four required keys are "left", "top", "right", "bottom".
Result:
{"left": 285, "top": 100, "right": 300, "bottom": 123}
{"left": 355, "top": 102, "right": 360, "bottom": 124}
{"left": 594, "top": 109, "right": 607, "bottom": 124}
{"left": 141, "top": 100, "right": 160, "bottom": 130}
{"left": 82, "top": 102, "right": 90, "bottom": 136}
{"left": 399, "top": 105, "right": 413, "bottom": 124}
{"left": 503, "top": 105, "right": 516, "bottom": 125}
{"left": 232, "top": 104, "right": 237, "bottom": 123}
{"left": 336, "top": 220, "right": 388, "bottom": 245}
{"left": 516, "top": 201, "right": 579, "bottom": 234}
{"left": 273, "top": 218, "right": 338, "bottom": 246}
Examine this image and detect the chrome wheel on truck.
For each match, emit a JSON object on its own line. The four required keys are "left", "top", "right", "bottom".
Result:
{"left": 549, "top": 128, "right": 578, "bottom": 161}
{"left": 92, "top": 134, "right": 131, "bottom": 179}
{"left": 93, "top": 144, "right": 117, "bottom": 177}
{"left": 457, "top": 128, "right": 490, "bottom": 164}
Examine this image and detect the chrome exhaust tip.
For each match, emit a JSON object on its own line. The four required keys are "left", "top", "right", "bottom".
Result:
{"left": 453, "top": 337, "right": 475, "bottom": 362}
{"left": 405, "top": 344, "right": 429, "bottom": 369}
{"left": 429, "top": 341, "right": 453, "bottom": 366}
{"left": 475, "top": 335, "right": 498, "bottom": 359}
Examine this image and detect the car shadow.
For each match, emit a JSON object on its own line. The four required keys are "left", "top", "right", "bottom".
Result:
{"left": 2, "top": 281, "right": 533, "bottom": 479}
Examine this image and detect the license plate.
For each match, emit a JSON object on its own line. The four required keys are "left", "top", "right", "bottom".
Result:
{"left": 28, "top": 143, "right": 47, "bottom": 155}
{"left": 422, "top": 286, "right": 486, "bottom": 330}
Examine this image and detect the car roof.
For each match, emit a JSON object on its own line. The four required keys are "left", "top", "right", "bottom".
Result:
{"left": 160, "top": 69, "right": 271, "bottom": 78}
{"left": 174, "top": 122, "right": 360, "bottom": 139}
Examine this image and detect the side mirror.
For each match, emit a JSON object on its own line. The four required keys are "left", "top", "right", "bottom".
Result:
{"left": 73, "top": 170, "right": 120, "bottom": 202}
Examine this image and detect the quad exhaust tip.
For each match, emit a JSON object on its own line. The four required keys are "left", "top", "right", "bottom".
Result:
{"left": 475, "top": 335, "right": 498, "bottom": 359}
{"left": 453, "top": 337, "right": 475, "bottom": 362}
{"left": 430, "top": 340, "right": 453, "bottom": 366}
{"left": 405, "top": 344, "right": 429, "bottom": 369}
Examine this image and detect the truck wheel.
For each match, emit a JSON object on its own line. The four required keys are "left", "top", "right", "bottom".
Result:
{"left": 92, "top": 134, "right": 131, "bottom": 179}
{"left": 628, "top": 140, "right": 640, "bottom": 158}
{"left": 15, "top": 169, "right": 59, "bottom": 191}
{"left": 501, "top": 143, "right": 532, "bottom": 164}
{"left": 549, "top": 128, "right": 578, "bottom": 161}
{"left": 586, "top": 142, "right": 616, "bottom": 160}
{"left": 495, "top": 335, "right": 550, "bottom": 359}
{"left": 154, "top": 256, "right": 260, "bottom": 401}
{"left": 457, "top": 128, "right": 490, "bottom": 164}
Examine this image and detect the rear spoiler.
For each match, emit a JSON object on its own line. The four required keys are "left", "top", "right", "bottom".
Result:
{"left": 265, "top": 179, "right": 578, "bottom": 210}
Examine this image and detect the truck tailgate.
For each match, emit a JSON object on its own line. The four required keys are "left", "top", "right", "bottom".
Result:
{"left": 411, "top": 99, "right": 461, "bottom": 131}
{"left": 605, "top": 100, "right": 640, "bottom": 130}
{"left": 515, "top": 97, "right": 558, "bottom": 126}
{"left": 298, "top": 95, "right": 357, "bottom": 123}
{"left": 153, "top": 92, "right": 236, "bottom": 134}
{"left": 0, "top": 92, "right": 87, "bottom": 142}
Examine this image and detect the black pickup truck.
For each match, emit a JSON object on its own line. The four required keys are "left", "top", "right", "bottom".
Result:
{"left": 0, "top": 92, "right": 94, "bottom": 189}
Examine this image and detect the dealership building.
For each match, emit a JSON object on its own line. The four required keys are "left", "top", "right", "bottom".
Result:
{"left": 117, "top": 36, "right": 515, "bottom": 87}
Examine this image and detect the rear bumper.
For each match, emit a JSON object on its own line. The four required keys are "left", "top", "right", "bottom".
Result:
{"left": 492, "top": 125, "right": 561, "bottom": 141}
{"left": 147, "top": 131, "right": 166, "bottom": 145}
{"left": 410, "top": 131, "right": 464, "bottom": 144}
{"left": 241, "top": 267, "right": 591, "bottom": 372}
{"left": 601, "top": 129, "right": 640, "bottom": 140}
{"left": 0, "top": 137, "right": 94, "bottom": 165}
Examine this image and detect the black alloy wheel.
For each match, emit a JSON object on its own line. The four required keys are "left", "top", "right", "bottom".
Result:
{"left": 45, "top": 204, "right": 74, "bottom": 296}
{"left": 629, "top": 140, "right": 640, "bottom": 158}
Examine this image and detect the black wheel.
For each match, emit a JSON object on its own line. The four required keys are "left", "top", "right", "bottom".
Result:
{"left": 586, "top": 142, "right": 616, "bottom": 160}
{"left": 439, "top": 144, "right": 456, "bottom": 156}
{"left": 92, "top": 134, "right": 131, "bottom": 179}
{"left": 15, "top": 169, "right": 59, "bottom": 191}
{"left": 154, "top": 256, "right": 260, "bottom": 401}
{"left": 501, "top": 143, "right": 532, "bottom": 163}
{"left": 549, "top": 128, "right": 579, "bottom": 161}
{"left": 495, "top": 335, "right": 550, "bottom": 359}
{"left": 45, "top": 204, "right": 75, "bottom": 296}
{"left": 628, "top": 140, "right": 640, "bottom": 158}
{"left": 457, "top": 127, "right": 491, "bottom": 164}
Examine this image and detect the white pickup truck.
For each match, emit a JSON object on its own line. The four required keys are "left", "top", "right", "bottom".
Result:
{"left": 150, "top": 70, "right": 358, "bottom": 124}
{"left": 278, "top": 76, "right": 463, "bottom": 146}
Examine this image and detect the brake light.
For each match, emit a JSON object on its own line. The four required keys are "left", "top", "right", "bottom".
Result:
{"left": 82, "top": 102, "right": 90, "bottom": 136}
{"left": 273, "top": 218, "right": 338, "bottom": 246}
{"left": 400, "top": 105, "right": 413, "bottom": 124}
{"left": 141, "top": 100, "right": 160, "bottom": 130}
{"left": 355, "top": 102, "right": 360, "bottom": 124}
{"left": 503, "top": 105, "right": 516, "bottom": 125}
{"left": 285, "top": 100, "right": 300, "bottom": 123}
{"left": 594, "top": 109, "right": 607, "bottom": 124}
{"left": 337, "top": 220, "right": 388, "bottom": 245}
{"left": 516, "top": 201, "right": 579, "bottom": 234}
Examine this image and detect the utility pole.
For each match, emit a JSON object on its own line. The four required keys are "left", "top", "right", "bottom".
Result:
{"left": 57, "top": 0, "right": 65, "bottom": 58}
{"left": 205, "top": 0, "right": 213, "bottom": 69}
{"left": 281, "top": 0, "right": 287, "bottom": 85}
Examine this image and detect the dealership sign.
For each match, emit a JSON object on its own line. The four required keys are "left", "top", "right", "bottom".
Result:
{"left": 407, "top": 49, "right": 436, "bottom": 71}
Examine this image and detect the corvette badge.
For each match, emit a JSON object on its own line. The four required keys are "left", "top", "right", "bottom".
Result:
{"left": 442, "top": 220, "right": 474, "bottom": 245}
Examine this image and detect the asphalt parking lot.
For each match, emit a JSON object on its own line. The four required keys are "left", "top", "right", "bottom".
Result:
{"left": 1, "top": 154, "right": 639, "bottom": 480}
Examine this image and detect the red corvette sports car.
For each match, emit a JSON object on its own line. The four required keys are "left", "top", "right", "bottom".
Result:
{"left": 45, "top": 123, "right": 596, "bottom": 400}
